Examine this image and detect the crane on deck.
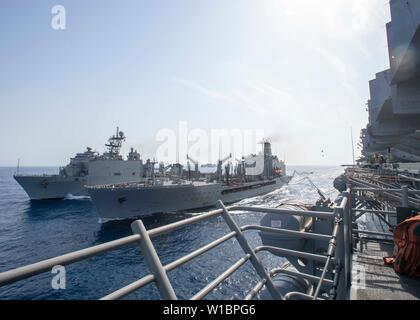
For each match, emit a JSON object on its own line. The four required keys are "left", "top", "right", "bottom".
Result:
{"left": 187, "top": 154, "right": 200, "bottom": 180}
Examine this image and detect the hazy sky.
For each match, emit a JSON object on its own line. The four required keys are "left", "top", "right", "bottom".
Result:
{"left": 0, "top": 0, "right": 391, "bottom": 166}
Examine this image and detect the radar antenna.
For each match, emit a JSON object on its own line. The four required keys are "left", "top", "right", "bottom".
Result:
{"left": 104, "top": 127, "right": 126, "bottom": 159}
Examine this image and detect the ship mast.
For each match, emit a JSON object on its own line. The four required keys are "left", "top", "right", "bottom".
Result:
{"left": 104, "top": 127, "right": 126, "bottom": 159}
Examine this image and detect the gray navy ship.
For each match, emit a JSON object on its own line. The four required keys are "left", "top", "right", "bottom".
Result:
{"left": 14, "top": 128, "right": 152, "bottom": 200}
{"left": 87, "top": 141, "right": 291, "bottom": 219}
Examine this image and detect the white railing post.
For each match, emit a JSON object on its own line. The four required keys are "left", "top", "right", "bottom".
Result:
{"left": 218, "top": 201, "right": 282, "bottom": 300}
{"left": 131, "top": 220, "right": 177, "bottom": 300}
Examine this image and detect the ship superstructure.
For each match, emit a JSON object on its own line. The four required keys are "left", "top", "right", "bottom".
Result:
{"left": 360, "top": 0, "right": 420, "bottom": 166}
{"left": 14, "top": 128, "right": 147, "bottom": 200}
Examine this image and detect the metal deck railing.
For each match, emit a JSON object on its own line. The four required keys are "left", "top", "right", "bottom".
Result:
{"left": 346, "top": 167, "right": 420, "bottom": 209}
{"left": 0, "top": 194, "right": 352, "bottom": 300}
{"left": 344, "top": 167, "right": 420, "bottom": 255}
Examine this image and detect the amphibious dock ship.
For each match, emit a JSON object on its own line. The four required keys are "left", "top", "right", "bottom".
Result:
{"left": 14, "top": 128, "right": 151, "bottom": 200}
{"left": 87, "top": 141, "right": 291, "bottom": 219}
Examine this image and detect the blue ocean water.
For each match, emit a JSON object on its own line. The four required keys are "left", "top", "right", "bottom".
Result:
{"left": 0, "top": 166, "right": 342, "bottom": 300}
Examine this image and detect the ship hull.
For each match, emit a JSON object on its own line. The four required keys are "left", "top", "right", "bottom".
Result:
{"left": 88, "top": 182, "right": 223, "bottom": 219}
{"left": 88, "top": 177, "right": 291, "bottom": 219}
{"left": 13, "top": 175, "right": 87, "bottom": 200}
{"left": 14, "top": 164, "right": 146, "bottom": 200}
{"left": 221, "top": 177, "right": 290, "bottom": 204}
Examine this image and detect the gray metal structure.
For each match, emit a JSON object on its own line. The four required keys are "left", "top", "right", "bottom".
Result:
{"left": 87, "top": 141, "right": 291, "bottom": 219}
{"left": 361, "top": 0, "right": 420, "bottom": 163}
{"left": 343, "top": 167, "right": 420, "bottom": 300}
{"left": 14, "top": 128, "right": 146, "bottom": 200}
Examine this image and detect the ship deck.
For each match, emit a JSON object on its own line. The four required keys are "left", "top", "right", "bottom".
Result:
{"left": 351, "top": 240, "right": 420, "bottom": 300}
{"left": 347, "top": 167, "right": 420, "bottom": 300}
